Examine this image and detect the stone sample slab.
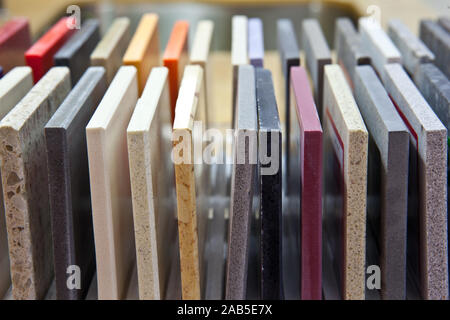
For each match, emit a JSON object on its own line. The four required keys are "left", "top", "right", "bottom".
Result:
{"left": 86, "top": 66, "right": 138, "bottom": 300}
{"left": 290, "top": 66, "right": 322, "bottom": 300}
{"left": 123, "top": 14, "right": 160, "bottom": 95}
{"left": 420, "top": 20, "right": 450, "bottom": 79}
{"left": 438, "top": 16, "right": 450, "bottom": 34}
{"left": 45, "top": 67, "right": 107, "bottom": 300}
{"left": 323, "top": 64, "right": 368, "bottom": 300}
{"left": 248, "top": 18, "right": 264, "bottom": 68}
{"left": 91, "top": 17, "right": 131, "bottom": 84}
{"left": 354, "top": 65, "right": 410, "bottom": 300}
{"left": 225, "top": 65, "right": 257, "bottom": 300}
{"left": 0, "top": 18, "right": 32, "bottom": 73}
{"left": 54, "top": 19, "right": 100, "bottom": 85}
{"left": 0, "top": 67, "right": 71, "bottom": 299}
{"left": 383, "top": 63, "right": 448, "bottom": 300}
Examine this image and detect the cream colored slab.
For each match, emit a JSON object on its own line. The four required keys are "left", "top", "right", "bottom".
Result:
{"left": 91, "top": 17, "right": 131, "bottom": 84}
{"left": 127, "top": 67, "right": 178, "bottom": 300}
{"left": 173, "top": 65, "right": 207, "bottom": 300}
{"left": 86, "top": 66, "right": 138, "bottom": 300}
{"left": 0, "top": 67, "right": 71, "bottom": 299}
{"left": 231, "top": 15, "right": 248, "bottom": 124}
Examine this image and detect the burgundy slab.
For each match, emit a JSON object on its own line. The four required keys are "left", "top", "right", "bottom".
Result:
{"left": 0, "top": 18, "right": 32, "bottom": 73}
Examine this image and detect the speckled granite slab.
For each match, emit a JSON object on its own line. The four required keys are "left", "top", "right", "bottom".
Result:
{"left": 354, "top": 65, "right": 409, "bottom": 300}
{"left": 0, "top": 67, "right": 71, "bottom": 299}
{"left": 248, "top": 18, "right": 264, "bottom": 68}
{"left": 45, "top": 67, "right": 107, "bottom": 300}
{"left": 420, "top": 20, "right": 450, "bottom": 79}
{"left": 86, "top": 66, "right": 138, "bottom": 300}
{"left": 383, "top": 63, "right": 448, "bottom": 300}
{"left": 226, "top": 65, "right": 257, "bottom": 300}
{"left": 323, "top": 64, "right": 368, "bottom": 300}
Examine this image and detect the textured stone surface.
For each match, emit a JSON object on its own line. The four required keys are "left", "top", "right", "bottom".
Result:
{"left": 45, "top": 67, "right": 107, "bottom": 300}
{"left": 226, "top": 65, "right": 257, "bottom": 300}
{"left": 420, "top": 20, "right": 450, "bottom": 79}
{"left": 248, "top": 18, "right": 264, "bottom": 68}
{"left": 323, "top": 64, "right": 368, "bottom": 300}
{"left": 383, "top": 63, "right": 448, "bottom": 300}
{"left": 86, "top": 66, "right": 138, "bottom": 300}
{"left": 256, "top": 68, "right": 282, "bottom": 300}
{"left": 354, "top": 65, "right": 409, "bottom": 300}
{"left": 0, "top": 67, "right": 71, "bottom": 299}
{"left": 0, "top": 18, "right": 31, "bottom": 73}
{"left": 90, "top": 17, "right": 131, "bottom": 84}
{"left": 54, "top": 19, "right": 100, "bottom": 85}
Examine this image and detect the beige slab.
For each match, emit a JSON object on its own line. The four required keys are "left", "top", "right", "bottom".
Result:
{"left": 0, "top": 67, "right": 71, "bottom": 299}
{"left": 86, "top": 66, "right": 138, "bottom": 300}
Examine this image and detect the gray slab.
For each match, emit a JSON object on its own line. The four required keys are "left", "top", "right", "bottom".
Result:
{"left": 420, "top": 20, "right": 450, "bottom": 79}
{"left": 438, "top": 16, "right": 450, "bottom": 34}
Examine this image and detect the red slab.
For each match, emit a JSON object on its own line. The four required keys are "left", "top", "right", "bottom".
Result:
{"left": 25, "top": 17, "right": 77, "bottom": 82}
{"left": 290, "top": 66, "right": 323, "bottom": 300}
{"left": 0, "top": 18, "right": 32, "bottom": 73}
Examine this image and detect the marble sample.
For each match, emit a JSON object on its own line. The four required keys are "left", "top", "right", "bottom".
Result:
{"left": 190, "top": 20, "right": 214, "bottom": 125}
{"left": 123, "top": 13, "right": 160, "bottom": 95}
{"left": 0, "top": 67, "right": 71, "bottom": 299}
{"left": 354, "top": 65, "right": 409, "bottom": 300}
{"left": 54, "top": 19, "right": 100, "bottom": 85}
{"left": 45, "top": 67, "right": 107, "bottom": 300}
{"left": 420, "top": 20, "right": 450, "bottom": 79}
{"left": 173, "top": 65, "right": 208, "bottom": 300}
{"left": 127, "top": 67, "right": 177, "bottom": 300}
{"left": 255, "top": 68, "right": 282, "bottom": 300}
{"left": 25, "top": 17, "right": 76, "bottom": 83}
{"left": 383, "top": 63, "right": 448, "bottom": 300}
{"left": 91, "top": 17, "right": 131, "bottom": 84}
{"left": 387, "top": 19, "right": 435, "bottom": 76}
{"left": 0, "top": 66, "right": 33, "bottom": 298}
{"left": 0, "top": 18, "right": 32, "bottom": 73}
{"left": 438, "top": 16, "right": 450, "bottom": 34}
{"left": 359, "top": 17, "right": 402, "bottom": 79}
{"left": 334, "top": 18, "right": 371, "bottom": 89}
{"left": 86, "top": 66, "right": 138, "bottom": 300}
{"left": 301, "top": 18, "right": 332, "bottom": 114}
{"left": 226, "top": 65, "right": 257, "bottom": 300}
{"left": 163, "top": 21, "right": 189, "bottom": 123}
{"left": 248, "top": 18, "right": 264, "bottom": 68}
{"left": 289, "top": 66, "right": 322, "bottom": 300}
{"left": 323, "top": 64, "right": 368, "bottom": 300}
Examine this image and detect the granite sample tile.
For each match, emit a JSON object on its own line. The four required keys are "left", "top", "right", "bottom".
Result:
{"left": 0, "top": 67, "right": 71, "bottom": 299}
{"left": 25, "top": 17, "right": 77, "bottom": 83}
{"left": 173, "top": 65, "right": 208, "bottom": 300}
{"left": 248, "top": 18, "right": 264, "bottom": 68}
{"left": 301, "top": 18, "right": 332, "bottom": 115}
{"left": 127, "top": 67, "right": 177, "bottom": 300}
{"left": 255, "top": 68, "right": 282, "bottom": 300}
{"left": 226, "top": 65, "right": 257, "bottom": 300}
{"left": 163, "top": 21, "right": 189, "bottom": 123}
{"left": 0, "top": 66, "right": 33, "bottom": 298}
{"left": 334, "top": 18, "right": 371, "bottom": 90}
{"left": 420, "top": 20, "right": 450, "bottom": 79}
{"left": 91, "top": 17, "right": 131, "bottom": 84}
{"left": 383, "top": 63, "right": 448, "bottom": 300}
{"left": 289, "top": 66, "right": 322, "bottom": 300}
{"left": 0, "top": 18, "right": 32, "bottom": 73}
{"left": 45, "top": 67, "right": 107, "bottom": 300}
{"left": 359, "top": 17, "right": 402, "bottom": 79}
{"left": 123, "top": 13, "right": 160, "bottom": 95}
{"left": 54, "top": 19, "right": 100, "bottom": 85}
{"left": 438, "top": 16, "right": 450, "bottom": 34}
{"left": 323, "top": 64, "right": 368, "bottom": 300}
{"left": 387, "top": 19, "right": 435, "bottom": 76}
{"left": 190, "top": 20, "right": 214, "bottom": 125}
{"left": 86, "top": 66, "right": 138, "bottom": 300}
{"left": 354, "top": 65, "right": 409, "bottom": 300}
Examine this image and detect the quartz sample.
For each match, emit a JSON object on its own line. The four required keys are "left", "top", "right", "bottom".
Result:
{"left": 248, "top": 18, "right": 264, "bottom": 68}
{"left": 323, "top": 64, "right": 368, "bottom": 300}
{"left": 86, "top": 66, "right": 138, "bottom": 300}
{"left": 383, "top": 63, "right": 448, "bottom": 300}
{"left": 226, "top": 65, "right": 257, "bottom": 300}
{"left": 0, "top": 67, "right": 71, "bottom": 299}
{"left": 0, "top": 18, "right": 32, "bottom": 73}
{"left": 45, "top": 67, "right": 107, "bottom": 300}
{"left": 420, "top": 20, "right": 450, "bottom": 79}
{"left": 354, "top": 65, "right": 410, "bottom": 300}
{"left": 91, "top": 17, "right": 131, "bottom": 84}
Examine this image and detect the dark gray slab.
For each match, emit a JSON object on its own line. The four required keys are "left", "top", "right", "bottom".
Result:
{"left": 438, "top": 16, "right": 450, "bottom": 34}
{"left": 54, "top": 19, "right": 100, "bottom": 85}
{"left": 255, "top": 68, "right": 282, "bottom": 300}
{"left": 45, "top": 67, "right": 107, "bottom": 300}
{"left": 420, "top": 20, "right": 450, "bottom": 79}
{"left": 354, "top": 65, "right": 409, "bottom": 300}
